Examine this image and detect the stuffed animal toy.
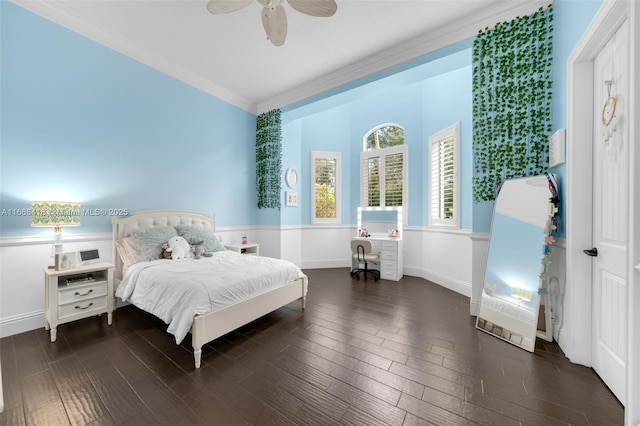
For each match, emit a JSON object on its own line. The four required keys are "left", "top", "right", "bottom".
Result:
{"left": 166, "top": 236, "right": 191, "bottom": 260}
{"left": 188, "top": 238, "right": 207, "bottom": 259}
{"left": 160, "top": 242, "right": 172, "bottom": 259}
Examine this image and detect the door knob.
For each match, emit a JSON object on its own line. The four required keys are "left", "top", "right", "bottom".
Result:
{"left": 583, "top": 247, "right": 598, "bottom": 257}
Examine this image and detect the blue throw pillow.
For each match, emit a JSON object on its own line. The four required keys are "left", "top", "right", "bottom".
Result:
{"left": 176, "top": 225, "right": 225, "bottom": 253}
{"left": 130, "top": 226, "right": 178, "bottom": 261}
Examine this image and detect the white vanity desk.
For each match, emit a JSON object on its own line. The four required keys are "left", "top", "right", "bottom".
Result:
{"left": 352, "top": 235, "right": 403, "bottom": 281}
{"left": 355, "top": 205, "right": 404, "bottom": 282}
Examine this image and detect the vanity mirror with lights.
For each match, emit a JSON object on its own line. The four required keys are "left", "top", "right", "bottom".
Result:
{"left": 355, "top": 207, "right": 403, "bottom": 281}
{"left": 476, "top": 175, "right": 556, "bottom": 351}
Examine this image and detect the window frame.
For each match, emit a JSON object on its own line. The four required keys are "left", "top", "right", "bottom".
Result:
{"left": 311, "top": 151, "right": 341, "bottom": 225}
{"left": 428, "top": 122, "right": 460, "bottom": 229}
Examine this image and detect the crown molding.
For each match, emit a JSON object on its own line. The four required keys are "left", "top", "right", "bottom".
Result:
{"left": 256, "top": 0, "right": 550, "bottom": 113}
{"left": 13, "top": 0, "right": 550, "bottom": 115}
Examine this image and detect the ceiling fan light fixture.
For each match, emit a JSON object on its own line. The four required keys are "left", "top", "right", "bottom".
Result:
{"left": 263, "top": 0, "right": 282, "bottom": 12}
{"left": 262, "top": 3, "right": 287, "bottom": 46}
{"left": 206, "top": 0, "right": 337, "bottom": 46}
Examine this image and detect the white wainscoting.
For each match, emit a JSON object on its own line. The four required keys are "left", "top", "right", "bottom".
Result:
{"left": 0, "top": 233, "right": 113, "bottom": 338}
{"left": 299, "top": 225, "right": 354, "bottom": 269}
{"left": 259, "top": 226, "right": 303, "bottom": 267}
{"left": 1, "top": 227, "right": 564, "bottom": 344}
{"left": 403, "top": 227, "right": 479, "bottom": 299}
{"left": 0, "top": 229, "right": 240, "bottom": 338}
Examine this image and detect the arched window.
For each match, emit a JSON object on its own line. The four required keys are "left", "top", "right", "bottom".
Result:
{"left": 364, "top": 125, "right": 405, "bottom": 151}
{"left": 360, "top": 125, "right": 407, "bottom": 209}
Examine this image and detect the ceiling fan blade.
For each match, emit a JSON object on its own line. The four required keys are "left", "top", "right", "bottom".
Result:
{"left": 287, "top": 0, "right": 336, "bottom": 17}
{"left": 262, "top": 4, "right": 287, "bottom": 46}
{"left": 206, "top": 0, "right": 252, "bottom": 14}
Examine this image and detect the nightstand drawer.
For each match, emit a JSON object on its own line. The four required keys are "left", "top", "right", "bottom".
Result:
{"left": 58, "top": 295, "right": 107, "bottom": 320}
{"left": 44, "top": 262, "right": 115, "bottom": 343}
{"left": 58, "top": 281, "right": 108, "bottom": 304}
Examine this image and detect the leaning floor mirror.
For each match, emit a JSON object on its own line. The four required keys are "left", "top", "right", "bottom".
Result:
{"left": 476, "top": 174, "right": 558, "bottom": 352}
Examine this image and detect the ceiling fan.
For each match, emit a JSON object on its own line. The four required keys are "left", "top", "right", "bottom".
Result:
{"left": 206, "top": 0, "right": 337, "bottom": 46}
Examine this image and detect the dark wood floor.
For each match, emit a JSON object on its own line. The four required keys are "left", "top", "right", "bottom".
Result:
{"left": 1, "top": 268, "right": 623, "bottom": 425}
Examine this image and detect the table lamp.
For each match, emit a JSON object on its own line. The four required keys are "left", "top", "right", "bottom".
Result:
{"left": 31, "top": 201, "right": 81, "bottom": 266}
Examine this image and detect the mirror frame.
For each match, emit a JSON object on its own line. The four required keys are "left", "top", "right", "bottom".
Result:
{"left": 476, "top": 175, "right": 555, "bottom": 352}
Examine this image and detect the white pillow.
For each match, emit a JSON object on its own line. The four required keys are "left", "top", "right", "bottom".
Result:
{"left": 115, "top": 237, "right": 143, "bottom": 267}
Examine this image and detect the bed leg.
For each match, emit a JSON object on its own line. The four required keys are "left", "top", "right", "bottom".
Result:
{"left": 302, "top": 296, "right": 306, "bottom": 310}
{"left": 194, "top": 348, "right": 202, "bottom": 369}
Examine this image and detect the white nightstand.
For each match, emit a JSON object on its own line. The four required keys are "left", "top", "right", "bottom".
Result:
{"left": 44, "top": 262, "right": 114, "bottom": 342}
{"left": 224, "top": 243, "right": 260, "bottom": 256}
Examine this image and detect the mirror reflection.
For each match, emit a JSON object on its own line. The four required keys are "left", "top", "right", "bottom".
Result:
{"left": 358, "top": 207, "right": 402, "bottom": 238}
{"left": 476, "top": 175, "right": 554, "bottom": 352}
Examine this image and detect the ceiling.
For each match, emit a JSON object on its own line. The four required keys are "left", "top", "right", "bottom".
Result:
{"left": 14, "top": 0, "right": 548, "bottom": 114}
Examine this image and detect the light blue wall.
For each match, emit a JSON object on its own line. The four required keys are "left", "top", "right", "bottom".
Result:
{"left": 0, "top": 1, "right": 257, "bottom": 237}
{"left": 285, "top": 41, "right": 476, "bottom": 229}
{"left": 283, "top": 0, "right": 605, "bottom": 234}
{"left": 297, "top": 105, "right": 353, "bottom": 225}
{"left": 421, "top": 65, "right": 474, "bottom": 229}
{"left": 292, "top": 85, "right": 432, "bottom": 227}
{"left": 1, "top": 0, "right": 605, "bottom": 238}
{"left": 280, "top": 118, "right": 302, "bottom": 224}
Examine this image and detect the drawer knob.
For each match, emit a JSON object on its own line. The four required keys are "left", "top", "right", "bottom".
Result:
{"left": 74, "top": 289, "right": 94, "bottom": 297}
{"left": 75, "top": 302, "right": 94, "bottom": 310}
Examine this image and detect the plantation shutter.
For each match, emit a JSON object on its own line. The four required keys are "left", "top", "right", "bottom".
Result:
{"left": 361, "top": 156, "right": 381, "bottom": 207}
{"left": 384, "top": 153, "right": 403, "bottom": 206}
{"left": 360, "top": 145, "right": 406, "bottom": 208}
{"left": 430, "top": 136, "right": 455, "bottom": 221}
{"left": 429, "top": 122, "right": 459, "bottom": 228}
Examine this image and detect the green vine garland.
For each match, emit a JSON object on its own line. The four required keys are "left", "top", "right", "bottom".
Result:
{"left": 256, "top": 109, "right": 282, "bottom": 209}
{"left": 472, "top": 5, "right": 553, "bottom": 202}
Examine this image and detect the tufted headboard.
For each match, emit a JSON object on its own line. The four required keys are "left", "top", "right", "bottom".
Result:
{"left": 111, "top": 210, "right": 216, "bottom": 285}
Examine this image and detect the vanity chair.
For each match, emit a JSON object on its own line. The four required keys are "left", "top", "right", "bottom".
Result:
{"left": 350, "top": 239, "right": 380, "bottom": 281}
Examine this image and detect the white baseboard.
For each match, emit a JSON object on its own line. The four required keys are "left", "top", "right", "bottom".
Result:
{"left": 0, "top": 310, "right": 44, "bottom": 338}
{"left": 404, "top": 266, "right": 472, "bottom": 298}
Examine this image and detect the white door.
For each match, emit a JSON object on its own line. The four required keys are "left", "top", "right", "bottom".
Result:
{"left": 590, "top": 18, "right": 629, "bottom": 405}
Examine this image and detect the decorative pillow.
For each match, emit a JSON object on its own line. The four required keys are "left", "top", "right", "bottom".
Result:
{"left": 130, "top": 226, "right": 179, "bottom": 261}
{"left": 115, "top": 237, "right": 143, "bottom": 267}
{"left": 175, "top": 225, "right": 225, "bottom": 253}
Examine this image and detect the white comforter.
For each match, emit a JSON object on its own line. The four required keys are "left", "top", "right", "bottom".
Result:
{"left": 116, "top": 251, "right": 306, "bottom": 343}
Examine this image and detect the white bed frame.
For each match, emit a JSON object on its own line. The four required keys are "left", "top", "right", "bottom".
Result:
{"left": 112, "top": 210, "right": 307, "bottom": 369}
